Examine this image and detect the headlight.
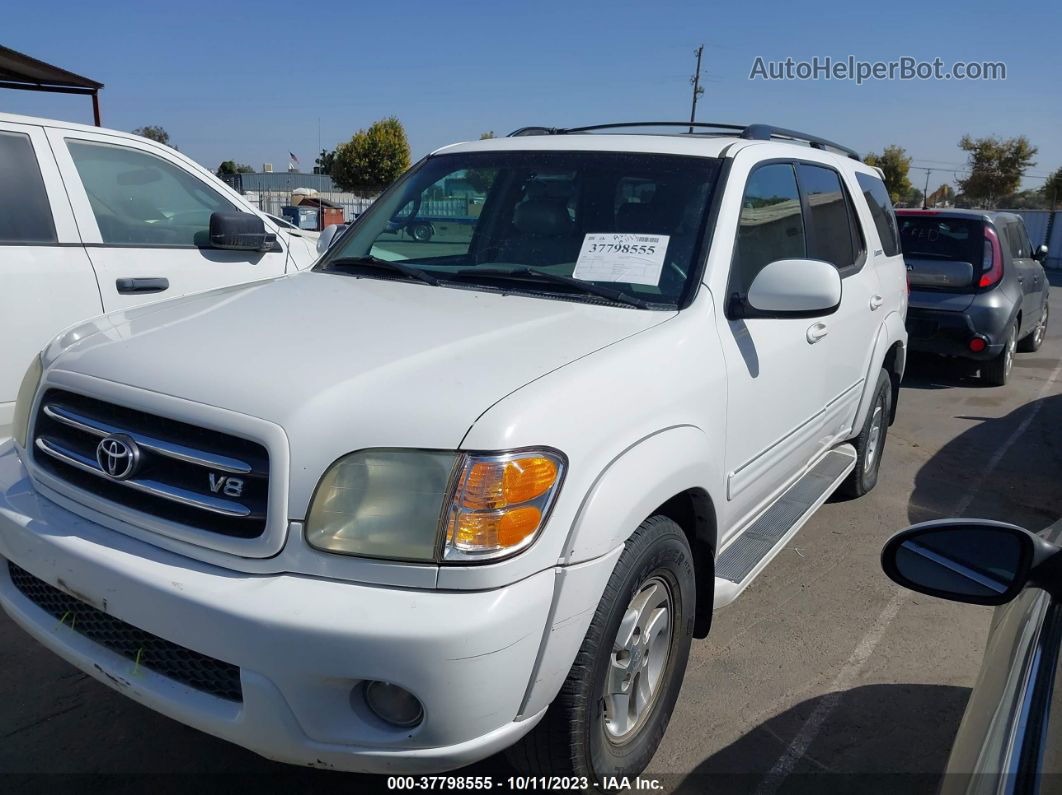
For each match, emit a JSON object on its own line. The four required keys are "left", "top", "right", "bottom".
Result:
{"left": 12, "top": 354, "right": 43, "bottom": 450}
{"left": 305, "top": 448, "right": 565, "bottom": 563}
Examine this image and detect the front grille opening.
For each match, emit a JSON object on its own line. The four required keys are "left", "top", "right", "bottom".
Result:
{"left": 8, "top": 562, "right": 243, "bottom": 703}
{"left": 32, "top": 389, "right": 270, "bottom": 540}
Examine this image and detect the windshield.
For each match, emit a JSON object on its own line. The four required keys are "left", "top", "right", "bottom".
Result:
{"left": 318, "top": 150, "right": 720, "bottom": 308}
{"left": 898, "top": 215, "right": 984, "bottom": 265}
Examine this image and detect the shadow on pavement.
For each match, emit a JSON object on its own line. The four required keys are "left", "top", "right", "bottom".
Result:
{"left": 907, "top": 393, "right": 1062, "bottom": 529}
{"left": 901, "top": 353, "right": 986, "bottom": 390}
{"left": 673, "top": 683, "right": 970, "bottom": 795}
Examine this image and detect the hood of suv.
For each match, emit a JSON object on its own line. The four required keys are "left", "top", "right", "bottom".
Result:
{"left": 49, "top": 270, "right": 671, "bottom": 456}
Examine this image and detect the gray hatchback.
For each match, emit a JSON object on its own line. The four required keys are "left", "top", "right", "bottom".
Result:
{"left": 898, "top": 209, "right": 1050, "bottom": 386}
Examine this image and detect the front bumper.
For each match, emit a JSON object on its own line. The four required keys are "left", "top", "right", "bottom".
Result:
{"left": 0, "top": 443, "right": 554, "bottom": 773}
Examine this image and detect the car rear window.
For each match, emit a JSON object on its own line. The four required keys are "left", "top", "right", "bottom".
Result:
{"left": 898, "top": 216, "right": 984, "bottom": 265}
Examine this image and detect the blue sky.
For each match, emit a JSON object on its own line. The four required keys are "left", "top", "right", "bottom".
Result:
{"left": 5, "top": 0, "right": 1060, "bottom": 192}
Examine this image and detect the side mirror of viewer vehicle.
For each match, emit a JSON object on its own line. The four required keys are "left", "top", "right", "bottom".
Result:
{"left": 881, "top": 519, "right": 1062, "bottom": 606}
{"left": 739, "top": 258, "right": 842, "bottom": 318}
{"left": 209, "top": 212, "right": 277, "bottom": 252}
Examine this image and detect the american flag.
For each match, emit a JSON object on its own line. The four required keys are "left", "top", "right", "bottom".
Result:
{"left": 288, "top": 151, "right": 299, "bottom": 171}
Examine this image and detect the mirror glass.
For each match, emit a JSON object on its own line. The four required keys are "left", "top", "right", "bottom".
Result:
{"left": 893, "top": 526, "right": 1026, "bottom": 599}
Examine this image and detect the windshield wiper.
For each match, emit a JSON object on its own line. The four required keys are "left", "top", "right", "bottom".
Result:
{"left": 325, "top": 255, "right": 439, "bottom": 286}
{"left": 450, "top": 267, "right": 650, "bottom": 309}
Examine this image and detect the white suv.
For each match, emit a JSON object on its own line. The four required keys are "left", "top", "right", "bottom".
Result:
{"left": 0, "top": 123, "right": 907, "bottom": 781}
{"left": 0, "top": 113, "right": 319, "bottom": 440}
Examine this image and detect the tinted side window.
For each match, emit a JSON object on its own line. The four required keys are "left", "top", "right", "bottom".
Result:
{"left": 1005, "top": 222, "right": 1027, "bottom": 259}
{"left": 733, "top": 163, "right": 805, "bottom": 293}
{"left": 855, "top": 172, "right": 900, "bottom": 256}
{"left": 0, "top": 132, "right": 57, "bottom": 244}
{"left": 67, "top": 140, "right": 234, "bottom": 246}
{"left": 798, "top": 164, "right": 859, "bottom": 270}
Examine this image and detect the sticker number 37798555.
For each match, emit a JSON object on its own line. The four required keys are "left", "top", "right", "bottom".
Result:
{"left": 572, "top": 233, "right": 670, "bottom": 286}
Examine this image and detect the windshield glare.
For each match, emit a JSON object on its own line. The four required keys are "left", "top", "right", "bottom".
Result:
{"left": 322, "top": 150, "right": 720, "bottom": 307}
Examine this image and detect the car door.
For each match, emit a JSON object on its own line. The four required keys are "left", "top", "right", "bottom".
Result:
{"left": 713, "top": 155, "right": 831, "bottom": 532}
{"left": 1006, "top": 219, "right": 1045, "bottom": 336}
{"left": 940, "top": 521, "right": 1062, "bottom": 795}
{"left": 46, "top": 127, "right": 290, "bottom": 312}
{"left": 0, "top": 121, "right": 101, "bottom": 439}
{"left": 794, "top": 161, "right": 880, "bottom": 446}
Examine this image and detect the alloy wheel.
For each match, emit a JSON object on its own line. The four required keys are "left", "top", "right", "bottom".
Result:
{"left": 602, "top": 576, "right": 674, "bottom": 742}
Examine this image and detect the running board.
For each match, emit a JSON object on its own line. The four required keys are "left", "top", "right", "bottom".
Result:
{"left": 714, "top": 444, "right": 857, "bottom": 609}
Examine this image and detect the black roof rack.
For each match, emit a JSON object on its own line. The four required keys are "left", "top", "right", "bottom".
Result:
{"left": 506, "top": 122, "right": 861, "bottom": 161}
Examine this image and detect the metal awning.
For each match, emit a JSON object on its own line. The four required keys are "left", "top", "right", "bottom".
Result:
{"left": 0, "top": 45, "right": 104, "bottom": 125}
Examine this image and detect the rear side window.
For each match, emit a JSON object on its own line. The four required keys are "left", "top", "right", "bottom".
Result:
{"left": 67, "top": 140, "right": 235, "bottom": 247}
{"left": 797, "top": 164, "right": 861, "bottom": 270}
{"left": 1004, "top": 221, "right": 1028, "bottom": 258}
{"left": 732, "top": 163, "right": 805, "bottom": 293}
{"left": 855, "top": 173, "right": 900, "bottom": 256}
{"left": 0, "top": 132, "right": 57, "bottom": 244}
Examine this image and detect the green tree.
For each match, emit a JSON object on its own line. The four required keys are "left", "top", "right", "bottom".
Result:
{"left": 331, "top": 117, "right": 411, "bottom": 190}
{"left": 132, "top": 125, "right": 171, "bottom": 147}
{"left": 216, "top": 160, "right": 253, "bottom": 176}
{"left": 902, "top": 187, "right": 923, "bottom": 208}
{"left": 957, "top": 134, "right": 1038, "bottom": 208}
{"left": 315, "top": 149, "right": 335, "bottom": 175}
{"left": 863, "top": 145, "right": 913, "bottom": 205}
{"left": 1042, "top": 166, "right": 1062, "bottom": 207}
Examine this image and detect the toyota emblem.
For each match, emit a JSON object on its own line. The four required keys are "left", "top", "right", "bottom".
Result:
{"left": 95, "top": 434, "right": 141, "bottom": 480}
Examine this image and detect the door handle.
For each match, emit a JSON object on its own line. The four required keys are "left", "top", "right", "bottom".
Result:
{"left": 806, "top": 322, "right": 829, "bottom": 344}
{"left": 116, "top": 277, "right": 169, "bottom": 294}
{"left": 869, "top": 294, "right": 884, "bottom": 310}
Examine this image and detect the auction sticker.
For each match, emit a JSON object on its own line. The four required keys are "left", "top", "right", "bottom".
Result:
{"left": 572, "top": 233, "right": 669, "bottom": 285}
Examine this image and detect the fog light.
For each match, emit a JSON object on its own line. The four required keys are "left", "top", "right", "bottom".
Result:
{"left": 364, "top": 681, "right": 424, "bottom": 727}
{"left": 969, "top": 336, "right": 988, "bottom": 353}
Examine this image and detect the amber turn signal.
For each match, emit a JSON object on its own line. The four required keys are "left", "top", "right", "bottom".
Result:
{"left": 444, "top": 450, "right": 564, "bottom": 561}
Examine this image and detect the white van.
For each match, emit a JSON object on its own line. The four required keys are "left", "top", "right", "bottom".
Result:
{"left": 0, "top": 113, "right": 318, "bottom": 439}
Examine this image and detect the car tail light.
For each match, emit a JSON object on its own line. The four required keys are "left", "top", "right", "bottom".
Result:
{"left": 980, "top": 226, "right": 1003, "bottom": 288}
{"left": 969, "top": 336, "right": 988, "bottom": 353}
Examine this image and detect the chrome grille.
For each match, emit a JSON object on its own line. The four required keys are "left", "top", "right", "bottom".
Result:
{"left": 8, "top": 562, "right": 243, "bottom": 702}
{"left": 32, "top": 390, "right": 269, "bottom": 539}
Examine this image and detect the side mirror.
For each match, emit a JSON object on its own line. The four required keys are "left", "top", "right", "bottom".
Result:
{"left": 209, "top": 212, "right": 276, "bottom": 252}
{"left": 881, "top": 519, "right": 1062, "bottom": 606}
{"left": 1034, "top": 244, "right": 1049, "bottom": 263}
{"left": 741, "top": 258, "right": 841, "bottom": 318}
{"left": 316, "top": 224, "right": 343, "bottom": 256}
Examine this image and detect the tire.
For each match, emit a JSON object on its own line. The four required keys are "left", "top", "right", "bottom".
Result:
{"left": 410, "top": 222, "right": 433, "bottom": 242}
{"left": 983, "top": 321, "right": 1017, "bottom": 386}
{"left": 838, "top": 368, "right": 892, "bottom": 499}
{"left": 1017, "top": 302, "right": 1048, "bottom": 353}
{"left": 506, "top": 516, "right": 695, "bottom": 785}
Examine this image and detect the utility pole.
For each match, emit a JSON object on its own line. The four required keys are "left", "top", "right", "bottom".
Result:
{"left": 923, "top": 168, "right": 931, "bottom": 209}
{"left": 688, "top": 45, "right": 705, "bottom": 133}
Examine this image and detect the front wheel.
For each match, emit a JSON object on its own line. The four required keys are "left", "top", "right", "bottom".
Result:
{"left": 1017, "top": 303, "right": 1048, "bottom": 353}
{"left": 506, "top": 516, "right": 695, "bottom": 783}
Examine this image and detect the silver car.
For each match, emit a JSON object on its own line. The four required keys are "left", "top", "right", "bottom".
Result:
{"left": 881, "top": 518, "right": 1062, "bottom": 793}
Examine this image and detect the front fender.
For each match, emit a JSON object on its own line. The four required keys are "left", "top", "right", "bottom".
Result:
{"left": 561, "top": 425, "right": 721, "bottom": 564}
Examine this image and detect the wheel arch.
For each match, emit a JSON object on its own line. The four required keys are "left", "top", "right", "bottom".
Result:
{"left": 562, "top": 425, "right": 721, "bottom": 638}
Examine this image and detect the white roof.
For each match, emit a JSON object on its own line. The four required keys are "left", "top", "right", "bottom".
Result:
{"left": 0, "top": 111, "right": 151, "bottom": 143}
{"left": 433, "top": 133, "right": 758, "bottom": 158}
